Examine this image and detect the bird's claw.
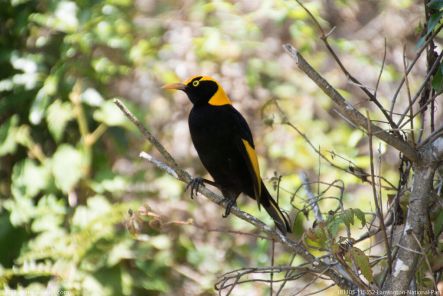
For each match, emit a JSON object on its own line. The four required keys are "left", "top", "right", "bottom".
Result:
{"left": 186, "top": 177, "right": 205, "bottom": 199}
{"left": 222, "top": 198, "right": 237, "bottom": 218}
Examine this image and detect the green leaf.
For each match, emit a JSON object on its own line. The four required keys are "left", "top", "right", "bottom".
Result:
{"left": 81, "top": 88, "right": 104, "bottom": 106}
{"left": 46, "top": 100, "right": 74, "bottom": 142}
{"left": 341, "top": 209, "right": 355, "bottom": 229}
{"left": 29, "top": 75, "right": 58, "bottom": 124}
{"left": 305, "top": 226, "right": 327, "bottom": 244}
{"left": 72, "top": 195, "right": 112, "bottom": 228}
{"left": 3, "top": 195, "right": 35, "bottom": 226}
{"left": 416, "top": 35, "right": 426, "bottom": 49}
{"left": 434, "top": 211, "right": 443, "bottom": 236}
{"left": 345, "top": 247, "right": 373, "bottom": 283}
{"left": 11, "top": 158, "right": 50, "bottom": 199}
{"left": 107, "top": 240, "right": 134, "bottom": 266}
{"left": 0, "top": 115, "right": 19, "bottom": 156}
{"left": 51, "top": 144, "right": 85, "bottom": 193}
{"left": 29, "top": 88, "right": 51, "bottom": 125}
{"left": 417, "top": 11, "right": 443, "bottom": 48}
{"left": 14, "top": 125, "right": 33, "bottom": 147}
{"left": 90, "top": 175, "right": 128, "bottom": 194}
{"left": 428, "top": 0, "right": 443, "bottom": 10}
{"left": 32, "top": 195, "right": 66, "bottom": 232}
{"left": 427, "top": 11, "right": 443, "bottom": 34}
{"left": 93, "top": 100, "right": 127, "bottom": 126}
{"left": 432, "top": 63, "right": 443, "bottom": 92}
{"left": 54, "top": 1, "right": 79, "bottom": 32}
{"left": 352, "top": 208, "right": 366, "bottom": 227}
{"left": 327, "top": 217, "right": 343, "bottom": 237}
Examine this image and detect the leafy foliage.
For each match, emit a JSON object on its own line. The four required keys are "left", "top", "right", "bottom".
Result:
{"left": 344, "top": 247, "right": 373, "bottom": 283}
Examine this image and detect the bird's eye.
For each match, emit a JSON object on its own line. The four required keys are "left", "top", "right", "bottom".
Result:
{"left": 192, "top": 80, "right": 200, "bottom": 87}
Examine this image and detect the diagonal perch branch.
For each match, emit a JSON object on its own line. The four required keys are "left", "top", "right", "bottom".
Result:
{"left": 113, "top": 98, "right": 359, "bottom": 292}
{"left": 282, "top": 44, "right": 417, "bottom": 162}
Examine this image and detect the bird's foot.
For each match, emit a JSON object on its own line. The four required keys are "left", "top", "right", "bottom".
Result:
{"left": 222, "top": 198, "right": 237, "bottom": 218}
{"left": 185, "top": 177, "right": 205, "bottom": 199}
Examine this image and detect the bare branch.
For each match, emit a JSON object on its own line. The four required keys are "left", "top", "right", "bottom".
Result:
{"left": 139, "top": 151, "right": 178, "bottom": 179}
{"left": 418, "top": 124, "right": 443, "bottom": 149}
{"left": 402, "top": 47, "right": 416, "bottom": 147}
{"left": 294, "top": 0, "right": 400, "bottom": 134}
{"left": 367, "top": 112, "right": 392, "bottom": 273}
{"left": 374, "top": 38, "right": 387, "bottom": 98}
{"left": 383, "top": 165, "right": 436, "bottom": 291}
{"left": 390, "top": 23, "right": 443, "bottom": 115}
{"left": 300, "top": 172, "right": 323, "bottom": 222}
{"left": 114, "top": 98, "right": 191, "bottom": 182}
{"left": 420, "top": 136, "right": 443, "bottom": 163}
{"left": 274, "top": 99, "right": 396, "bottom": 190}
{"left": 282, "top": 44, "right": 417, "bottom": 162}
{"left": 396, "top": 50, "right": 443, "bottom": 127}
{"left": 399, "top": 92, "right": 441, "bottom": 130}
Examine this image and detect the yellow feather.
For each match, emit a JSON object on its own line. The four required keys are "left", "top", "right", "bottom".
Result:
{"left": 270, "top": 199, "right": 287, "bottom": 228}
{"left": 241, "top": 139, "right": 261, "bottom": 201}
{"left": 202, "top": 77, "right": 231, "bottom": 106}
{"left": 207, "top": 86, "right": 231, "bottom": 106}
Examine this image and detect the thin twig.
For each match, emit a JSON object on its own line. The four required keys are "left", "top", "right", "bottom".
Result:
{"left": 398, "top": 87, "right": 441, "bottom": 130}
{"left": 291, "top": 268, "right": 330, "bottom": 296}
{"left": 283, "top": 44, "right": 417, "bottom": 161}
{"left": 301, "top": 283, "right": 335, "bottom": 296}
{"left": 216, "top": 265, "right": 314, "bottom": 293}
{"left": 411, "top": 233, "right": 438, "bottom": 291}
{"left": 294, "top": 0, "right": 400, "bottom": 135}
{"left": 417, "top": 123, "right": 443, "bottom": 148}
{"left": 114, "top": 98, "right": 190, "bottom": 181}
{"left": 190, "top": 222, "right": 271, "bottom": 240}
{"left": 300, "top": 172, "right": 323, "bottom": 222}
{"left": 396, "top": 50, "right": 443, "bottom": 127}
{"left": 374, "top": 38, "right": 387, "bottom": 98}
{"left": 274, "top": 99, "right": 396, "bottom": 190}
{"left": 270, "top": 239, "right": 275, "bottom": 295}
{"left": 367, "top": 111, "right": 392, "bottom": 274}
{"left": 276, "top": 253, "right": 298, "bottom": 295}
{"left": 402, "top": 46, "right": 416, "bottom": 147}
{"left": 139, "top": 151, "right": 178, "bottom": 179}
{"left": 390, "top": 23, "right": 443, "bottom": 116}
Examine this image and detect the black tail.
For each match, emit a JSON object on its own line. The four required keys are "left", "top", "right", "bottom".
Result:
{"left": 260, "top": 184, "right": 291, "bottom": 235}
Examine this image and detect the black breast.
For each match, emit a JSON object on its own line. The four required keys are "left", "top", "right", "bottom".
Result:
{"left": 188, "top": 105, "right": 253, "bottom": 195}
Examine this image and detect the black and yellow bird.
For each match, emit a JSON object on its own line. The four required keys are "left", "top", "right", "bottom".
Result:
{"left": 163, "top": 75, "right": 291, "bottom": 235}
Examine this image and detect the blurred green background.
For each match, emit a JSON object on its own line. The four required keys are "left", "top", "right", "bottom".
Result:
{"left": 0, "top": 0, "right": 430, "bottom": 295}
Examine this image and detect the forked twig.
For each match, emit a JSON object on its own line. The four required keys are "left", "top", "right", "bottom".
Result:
{"left": 283, "top": 44, "right": 417, "bottom": 162}
{"left": 294, "top": 0, "right": 400, "bottom": 134}
{"left": 390, "top": 23, "right": 443, "bottom": 115}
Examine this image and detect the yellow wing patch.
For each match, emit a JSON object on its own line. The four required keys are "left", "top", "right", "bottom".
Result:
{"left": 241, "top": 138, "right": 262, "bottom": 203}
{"left": 269, "top": 198, "right": 288, "bottom": 232}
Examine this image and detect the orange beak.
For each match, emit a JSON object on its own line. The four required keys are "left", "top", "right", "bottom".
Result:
{"left": 162, "top": 82, "right": 186, "bottom": 91}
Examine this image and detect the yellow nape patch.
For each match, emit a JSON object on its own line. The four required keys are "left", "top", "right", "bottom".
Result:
{"left": 241, "top": 138, "right": 261, "bottom": 199}
{"left": 208, "top": 86, "right": 232, "bottom": 106}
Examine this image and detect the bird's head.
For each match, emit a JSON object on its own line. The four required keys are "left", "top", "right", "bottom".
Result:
{"left": 163, "top": 75, "right": 231, "bottom": 106}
